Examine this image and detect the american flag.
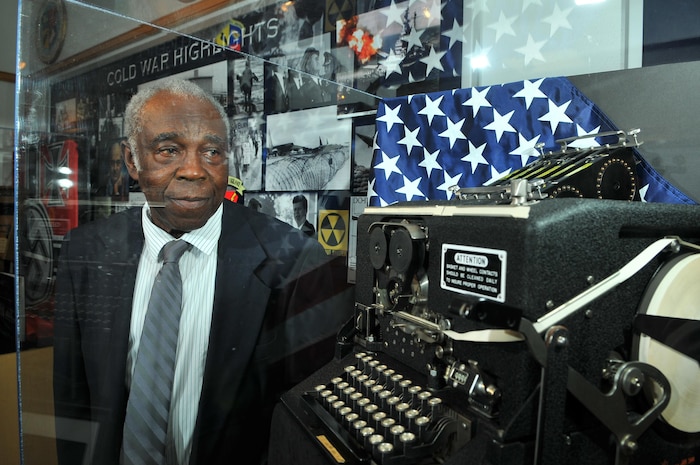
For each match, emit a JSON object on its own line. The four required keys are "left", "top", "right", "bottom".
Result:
{"left": 345, "top": 0, "right": 462, "bottom": 89}
{"left": 368, "top": 0, "right": 637, "bottom": 90}
{"left": 457, "top": 0, "right": 644, "bottom": 88}
{"left": 369, "top": 77, "right": 696, "bottom": 206}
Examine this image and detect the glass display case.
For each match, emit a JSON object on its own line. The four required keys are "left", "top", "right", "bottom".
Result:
{"left": 8, "top": 1, "right": 700, "bottom": 464}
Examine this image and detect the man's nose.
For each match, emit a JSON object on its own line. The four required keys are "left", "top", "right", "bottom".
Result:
{"left": 176, "top": 151, "right": 207, "bottom": 179}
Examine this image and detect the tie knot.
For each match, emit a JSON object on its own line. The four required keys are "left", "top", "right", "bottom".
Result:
{"left": 160, "top": 240, "right": 190, "bottom": 264}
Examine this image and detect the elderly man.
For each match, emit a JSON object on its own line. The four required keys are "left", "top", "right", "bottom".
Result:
{"left": 53, "top": 77, "right": 350, "bottom": 465}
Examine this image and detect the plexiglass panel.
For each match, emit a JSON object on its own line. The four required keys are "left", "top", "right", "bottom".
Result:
{"left": 10, "top": 0, "right": 700, "bottom": 464}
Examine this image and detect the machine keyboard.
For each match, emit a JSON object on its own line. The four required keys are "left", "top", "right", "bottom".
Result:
{"left": 301, "top": 352, "right": 471, "bottom": 464}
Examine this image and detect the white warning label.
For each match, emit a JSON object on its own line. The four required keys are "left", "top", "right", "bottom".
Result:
{"left": 441, "top": 243, "right": 507, "bottom": 302}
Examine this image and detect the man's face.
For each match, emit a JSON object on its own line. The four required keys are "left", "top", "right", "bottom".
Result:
{"left": 309, "top": 54, "right": 320, "bottom": 74}
{"left": 124, "top": 91, "right": 229, "bottom": 236}
{"left": 293, "top": 201, "right": 306, "bottom": 225}
{"left": 109, "top": 144, "right": 123, "bottom": 179}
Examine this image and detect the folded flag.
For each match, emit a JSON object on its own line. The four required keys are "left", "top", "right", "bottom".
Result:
{"left": 370, "top": 77, "right": 696, "bottom": 206}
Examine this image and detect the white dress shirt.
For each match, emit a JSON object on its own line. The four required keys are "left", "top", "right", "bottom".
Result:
{"left": 126, "top": 202, "right": 223, "bottom": 465}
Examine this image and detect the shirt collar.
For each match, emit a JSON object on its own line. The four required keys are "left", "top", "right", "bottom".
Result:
{"left": 141, "top": 202, "right": 223, "bottom": 261}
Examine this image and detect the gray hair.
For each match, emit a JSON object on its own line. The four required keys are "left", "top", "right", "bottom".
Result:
{"left": 124, "top": 77, "right": 231, "bottom": 167}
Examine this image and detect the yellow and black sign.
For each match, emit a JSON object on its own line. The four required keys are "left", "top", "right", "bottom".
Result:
{"left": 318, "top": 210, "right": 348, "bottom": 251}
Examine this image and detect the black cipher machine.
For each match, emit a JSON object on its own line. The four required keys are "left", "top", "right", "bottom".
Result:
{"left": 269, "top": 132, "right": 700, "bottom": 465}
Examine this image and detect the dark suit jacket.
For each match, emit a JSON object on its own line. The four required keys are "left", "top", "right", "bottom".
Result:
{"left": 264, "top": 72, "right": 289, "bottom": 114}
{"left": 299, "top": 219, "right": 316, "bottom": 238}
{"left": 53, "top": 201, "right": 352, "bottom": 465}
{"left": 299, "top": 77, "right": 328, "bottom": 108}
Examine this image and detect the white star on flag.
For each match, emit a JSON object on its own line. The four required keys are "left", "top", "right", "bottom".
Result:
{"left": 403, "top": 25, "right": 425, "bottom": 52}
{"left": 538, "top": 99, "right": 573, "bottom": 133}
{"left": 419, "top": 148, "right": 442, "bottom": 177}
{"left": 513, "top": 78, "right": 547, "bottom": 109}
{"left": 442, "top": 18, "right": 467, "bottom": 50}
{"left": 368, "top": 178, "right": 390, "bottom": 207}
{"left": 466, "top": 0, "right": 490, "bottom": 19}
{"left": 509, "top": 133, "right": 542, "bottom": 167}
{"left": 367, "top": 177, "right": 377, "bottom": 199}
{"left": 461, "top": 140, "right": 489, "bottom": 174}
{"left": 376, "top": 104, "right": 404, "bottom": 132}
{"left": 488, "top": 11, "right": 517, "bottom": 42}
{"left": 569, "top": 124, "right": 602, "bottom": 148}
{"left": 439, "top": 117, "right": 467, "bottom": 148}
{"left": 398, "top": 126, "right": 422, "bottom": 155}
{"left": 639, "top": 184, "right": 649, "bottom": 202}
{"left": 380, "top": 0, "right": 405, "bottom": 28}
{"left": 380, "top": 49, "right": 405, "bottom": 78}
{"left": 514, "top": 34, "right": 547, "bottom": 66}
{"left": 396, "top": 175, "right": 425, "bottom": 201}
{"left": 484, "top": 108, "right": 516, "bottom": 142}
{"left": 463, "top": 86, "right": 492, "bottom": 116}
{"left": 542, "top": 3, "right": 573, "bottom": 37}
{"left": 417, "top": 94, "right": 445, "bottom": 125}
{"left": 437, "top": 171, "right": 464, "bottom": 199}
{"left": 420, "top": 46, "right": 446, "bottom": 76}
{"left": 374, "top": 151, "right": 403, "bottom": 180}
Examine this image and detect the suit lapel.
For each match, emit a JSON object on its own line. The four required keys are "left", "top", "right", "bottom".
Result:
{"left": 111, "top": 208, "right": 144, "bottom": 362}
{"left": 191, "top": 203, "right": 271, "bottom": 463}
{"left": 105, "top": 209, "right": 144, "bottom": 413}
{"left": 79, "top": 208, "right": 144, "bottom": 457}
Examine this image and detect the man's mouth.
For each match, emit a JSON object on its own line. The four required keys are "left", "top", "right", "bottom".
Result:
{"left": 170, "top": 197, "right": 209, "bottom": 209}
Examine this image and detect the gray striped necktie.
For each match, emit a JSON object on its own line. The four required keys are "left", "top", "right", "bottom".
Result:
{"left": 123, "top": 240, "right": 190, "bottom": 465}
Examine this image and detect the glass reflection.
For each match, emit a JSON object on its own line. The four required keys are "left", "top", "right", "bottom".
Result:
{"left": 9, "top": 0, "right": 700, "bottom": 464}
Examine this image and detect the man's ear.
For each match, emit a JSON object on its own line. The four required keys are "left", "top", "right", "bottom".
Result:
{"left": 122, "top": 140, "right": 139, "bottom": 181}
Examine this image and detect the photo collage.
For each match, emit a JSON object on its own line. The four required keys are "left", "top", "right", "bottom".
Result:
{"left": 47, "top": 0, "right": 456, "bottom": 274}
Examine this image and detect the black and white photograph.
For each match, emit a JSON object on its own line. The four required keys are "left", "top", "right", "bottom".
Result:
{"left": 96, "top": 137, "right": 130, "bottom": 203}
{"left": 264, "top": 44, "right": 346, "bottom": 115}
{"left": 140, "top": 61, "right": 229, "bottom": 113}
{"left": 270, "top": 0, "right": 326, "bottom": 53}
{"left": 245, "top": 191, "right": 318, "bottom": 240}
{"left": 96, "top": 91, "right": 136, "bottom": 202}
{"left": 264, "top": 55, "right": 291, "bottom": 115}
{"left": 98, "top": 92, "right": 129, "bottom": 145}
{"left": 96, "top": 94, "right": 126, "bottom": 202}
{"left": 336, "top": 0, "right": 443, "bottom": 106}
{"left": 265, "top": 105, "right": 352, "bottom": 191}
{"left": 232, "top": 56, "right": 264, "bottom": 115}
{"left": 285, "top": 34, "right": 335, "bottom": 111}
{"left": 351, "top": 121, "right": 375, "bottom": 195}
{"left": 321, "top": 45, "right": 356, "bottom": 116}
{"left": 54, "top": 97, "right": 77, "bottom": 133}
{"left": 230, "top": 112, "right": 264, "bottom": 191}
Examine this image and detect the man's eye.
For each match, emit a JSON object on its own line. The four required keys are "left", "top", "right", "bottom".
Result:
{"left": 204, "top": 149, "right": 225, "bottom": 161}
{"left": 158, "top": 147, "right": 179, "bottom": 155}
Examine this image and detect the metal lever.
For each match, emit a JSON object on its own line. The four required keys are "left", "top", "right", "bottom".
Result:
{"left": 567, "top": 361, "right": 671, "bottom": 465}
{"left": 555, "top": 128, "right": 642, "bottom": 152}
{"left": 533, "top": 236, "right": 681, "bottom": 334}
